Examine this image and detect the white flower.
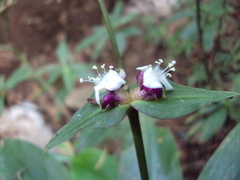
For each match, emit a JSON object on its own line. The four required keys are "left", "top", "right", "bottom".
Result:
{"left": 80, "top": 64, "right": 126, "bottom": 105}
{"left": 137, "top": 59, "right": 176, "bottom": 91}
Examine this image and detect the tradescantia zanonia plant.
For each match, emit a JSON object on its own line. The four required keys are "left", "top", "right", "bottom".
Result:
{"left": 44, "top": 58, "right": 239, "bottom": 178}
{"left": 44, "top": 58, "right": 239, "bottom": 150}
{"left": 43, "top": 0, "right": 240, "bottom": 179}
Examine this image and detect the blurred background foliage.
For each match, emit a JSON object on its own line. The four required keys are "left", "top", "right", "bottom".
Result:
{"left": 0, "top": 0, "right": 240, "bottom": 179}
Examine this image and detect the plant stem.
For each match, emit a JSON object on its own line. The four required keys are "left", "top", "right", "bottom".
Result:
{"left": 195, "top": 0, "right": 211, "bottom": 79}
{"left": 196, "top": 0, "right": 203, "bottom": 52}
{"left": 98, "top": 0, "right": 123, "bottom": 69}
{"left": 210, "top": 0, "right": 227, "bottom": 63}
{"left": 128, "top": 108, "right": 149, "bottom": 180}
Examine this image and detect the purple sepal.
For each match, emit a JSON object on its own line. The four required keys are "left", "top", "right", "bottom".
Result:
{"left": 151, "top": 88, "right": 163, "bottom": 99}
{"left": 136, "top": 71, "right": 144, "bottom": 85}
{"left": 101, "top": 93, "right": 117, "bottom": 110}
{"left": 141, "top": 86, "right": 163, "bottom": 100}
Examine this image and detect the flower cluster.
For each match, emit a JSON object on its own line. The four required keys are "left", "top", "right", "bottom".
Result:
{"left": 80, "top": 64, "right": 126, "bottom": 110}
{"left": 80, "top": 59, "right": 176, "bottom": 110}
{"left": 135, "top": 59, "right": 176, "bottom": 100}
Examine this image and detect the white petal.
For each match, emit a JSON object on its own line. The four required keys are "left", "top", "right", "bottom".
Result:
{"left": 118, "top": 69, "right": 126, "bottom": 80}
{"left": 94, "top": 86, "right": 103, "bottom": 105}
{"left": 136, "top": 65, "right": 149, "bottom": 71}
{"left": 104, "top": 70, "right": 126, "bottom": 91}
{"left": 143, "top": 68, "right": 162, "bottom": 88}
{"left": 158, "top": 75, "right": 173, "bottom": 90}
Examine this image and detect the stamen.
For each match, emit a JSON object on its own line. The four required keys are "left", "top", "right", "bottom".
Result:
{"left": 156, "top": 60, "right": 176, "bottom": 77}
{"left": 155, "top": 59, "right": 164, "bottom": 66}
{"left": 101, "top": 63, "right": 107, "bottom": 73}
{"left": 95, "top": 77, "right": 101, "bottom": 81}
{"left": 162, "top": 66, "right": 170, "bottom": 74}
{"left": 168, "top": 60, "right": 176, "bottom": 67}
{"left": 92, "top": 65, "right": 98, "bottom": 70}
{"left": 170, "top": 67, "right": 175, "bottom": 71}
{"left": 158, "top": 59, "right": 163, "bottom": 63}
{"left": 92, "top": 65, "right": 101, "bottom": 75}
{"left": 80, "top": 77, "right": 94, "bottom": 83}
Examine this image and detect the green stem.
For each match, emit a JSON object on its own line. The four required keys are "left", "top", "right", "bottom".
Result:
{"left": 98, "top": 0, "right": 123, "bottom": 69}
{"left": 196, "top": 0, "right": 203, "bottom": 52}
{"left": 128, "top": 108, "right": 149, "bottom": 180}
{"left": 195, "top": 0, "right": 211, "bottom": 78}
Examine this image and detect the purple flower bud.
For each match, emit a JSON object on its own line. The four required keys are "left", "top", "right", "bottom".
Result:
{"left": 101, "top": 93, "right": 117, "bottom": 110}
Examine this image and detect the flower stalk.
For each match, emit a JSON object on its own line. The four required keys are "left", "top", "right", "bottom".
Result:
{"left": 98, "top": 0, "right": 123, "bottom": 69}
{"left": 97, "top": 1, "right": 149, "bottom": 178}
{"left": 196, "top": 0, "right": 211, "bottom": 78}
{"left": 128, "top": 108, "right": 149, "bottom": 180}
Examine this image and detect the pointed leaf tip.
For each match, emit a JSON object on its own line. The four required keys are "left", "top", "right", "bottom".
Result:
{"left": 44, "top": 103, "right": 130, "bottom": 152}
{"left": 130, "top": 82, "right": 239, "bottom": 119}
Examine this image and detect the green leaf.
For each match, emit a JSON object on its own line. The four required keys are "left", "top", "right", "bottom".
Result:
{"left": 1, "top": 139, "right": 71, "bottom": 180}
{"left": 199, "top": 107, "right": 227, "bottom": 142}
{"left": 74, "top": 32, "right": 100, "bottom": 52}
{"left": 130, "top": 82, "right": 239, "bottom": 119}
{"left": 198, "top": 123, "right": 240, "bottom": 180}
{"left": 120, "top": 114, "right": 182, "bottom": 180}
{"left": 0, "top": 95, "right": 4, "bottom": 115}
{"left": 61, "top": 65, "right": 74, "bottom": 92}
{"left": 180, "top": 21, "right": 197, "bottom": 41}
{"left": 0, "top": 76, "right": 5, "bottom": 114}
{"left": 44, "top": 102, "right": 130, "bottom": 153}
{"left": 36, "top": 64, "right": 61, "bottom": 85}
{"left": 203, "top": 23, "right": 218, "bottom": 51}
{"left": 141, "top": 114, "right": 183, "bottom": 180}
{"left": 0, "top": 75, "right": 4, "bottom": 90}
{"left": 121, "top": 26, "right": 141, "bottom": 37}
{"left": 115, "top": 26, "right": 141, "bottom": 55}
{"left": 92, "top": 35, "right": 108, "bottom": 61}
{"left": 5, "top": 64, "right": 33, "bottom": 90}
{"left": 76, "top": 120, "right": 131, "bottom": 151}
{"left": 232, "top": 73, "right": 240, "bottom": 92}
{"left": 0, "top": 146, "right": 3, "bottom": 172}
{"left": 111, "top": 1, "right": 123, "bottom": 21}
{"left": 70, "top": 63, "right": 95, "bottom": 78}
{"left": 187, "top": 63, "right": 208, "bottom": 86}
{"left": 164, "top": 9, "right": 194, "bottom": 25}
{"left": 119, "top": 145, "right": 141, "bottom": 180}
{"left": 57, "top": 38, "right": 69, "bottom": 65}
{"left": 115, "top": 32, "right": 126, "bottom": 55}
{"left": 71, "top": 148, "right": 118, "bottom": 180}
{"left": 186, "top": 120, "right": 204, "bottom": 138}
{"left": 116, "top": 14, "right": 137, "bottom": 27}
